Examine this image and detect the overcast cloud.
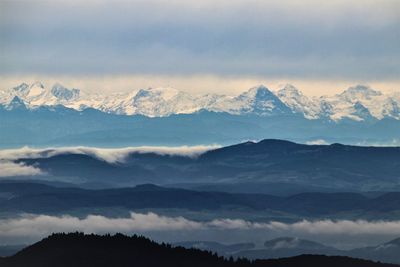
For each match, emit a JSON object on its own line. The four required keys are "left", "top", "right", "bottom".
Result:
{"left": 1, "top": 0, "right": 399, "bottom": 87}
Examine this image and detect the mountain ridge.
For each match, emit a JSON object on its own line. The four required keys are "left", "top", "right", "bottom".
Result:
{"left": 1, "top": 233, "right": 397, "bottom": 267}
{"left": 1, "top": 82, "right": 399, "bottom": 121}
{"left": 4, "top": 139, "right": 400, "bottom": 192}
{"left": 4, "top": 181, "right": 400, "bottom": 218}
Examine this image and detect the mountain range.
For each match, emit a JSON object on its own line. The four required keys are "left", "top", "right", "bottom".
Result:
{"left": 235, "top": 237, "right": 340, "bottom": 259}
{"left": 179, "top": 236, "right": 400, "bottom": 264}
{"left": 1, "top": 233, "right": 396, "bottom": 267}
{"left": 1, "top": 82, "right": 399, "bottom": 121}
{"left": 3, "top": 195, "right": 400, "bottom": 264}
{"left": 6, "top": 140, "right": 400, "bottom": 193}
{"left": 235, "top": 237, "right": 400, "bottom": 265}
{"left": 182, "top": 236, "right": 400, "bottom": 265}
{"left": 1, "top": 83, "right": 400, "bottom": 147}
{"left": 3, "top": 181, "right": 400, "bottom": 220}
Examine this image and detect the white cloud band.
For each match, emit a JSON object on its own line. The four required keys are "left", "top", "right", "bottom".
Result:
{"left": 0, "top": 161, "right": 44, "bottom": 177}
{"left": 2, "top": 212, "right": 400, "bottom": 240}
{"left": 0, "top": 145, "right": 219, "bottom": 164}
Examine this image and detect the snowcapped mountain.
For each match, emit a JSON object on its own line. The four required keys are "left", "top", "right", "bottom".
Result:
{"left": 0, "top": 82, "right": 83, "bottom": 109}
{"left": 51, "top": 83, "right": 80, "bottom": 102}
{"left": 232, "top": 85, "right": 291, "bottom": 115}
{"left": 318, "top": 85, "right": 399, "bottom": 121}
{"left": 201, "top": 85, "right": 290, "bottom": 116}
{"left": 5, "top": 96, "right": 27, "bottom": 110}
{"left": 276, "top": 84, "right": 321, "bottom": 119}
{"left": 0, "top": 82, "right": 399, "bottom": 121}
{"left": 104, "top": 87, "right": 201, "bottom": 116}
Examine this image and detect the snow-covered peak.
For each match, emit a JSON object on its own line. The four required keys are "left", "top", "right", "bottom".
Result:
{"left": 12, "top": 82, "right": 45, "bottom": 98}
{"left": 230, "top": 85, "right": 290, "bottom": 115}
{"left": 1, "top": 81, "right": 399, "bottom": 122}
{"left": 322, "top": 85, "right": 394, "bottom": 121}
{"left": 100, "top": 87, "right": 199, "bottom": 117}
{"left": 30, "top": 81, "right": 44, "bottom": 89}
{"left": 351, "top": 101, "right": 375, "bottom": 121}
{"left": 51, "top": 83, "right": 80, "bottom": 101}
{"left": 1, "top": 82, "right": 87, "bottom": 109}
{"left": 133, "top": 87, "right": 182, "bottom": 102}
{"left": 381, "top": 97, "right": 400, "bottom": 119}
{"left": 26, "top": 82, "right": 46, "bottom": 97}
{"left": 340, "top": 85, "right": 382, "bottom": 102}
{"left": 240, "top": 85, "right": 275, "bottom": 99}
{"left": 13, "top": 83, "right": 30, "bottom": 94}
{"left": 277, "top": 84, "right": 302, "bottom": 97}
{"left": 277, "top": 84, "right": 320, "bottom": 119}
{"left": 6, "top": 96, "right": 27, "bottom": 110}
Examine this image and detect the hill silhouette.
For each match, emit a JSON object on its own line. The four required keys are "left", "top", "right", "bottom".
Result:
{"left": 13, "top": 139, "right": 400, "bottom": 192}
{"left": 3, "top": 181, "right": 400, "bottom": 218}
{"left": 0, "top": 233, "right": 398, "bottom": 267}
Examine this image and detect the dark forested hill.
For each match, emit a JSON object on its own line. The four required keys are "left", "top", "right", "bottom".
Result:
{"left": 0, "top": 233, "right": 397, "bottom": 267}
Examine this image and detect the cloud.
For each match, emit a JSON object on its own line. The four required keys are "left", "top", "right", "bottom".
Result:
{"left": 0, "top": 145, "right": 218, "bottom": 178}
{"left": 306, "top": 139, "right": 330, "bottom": 145}
{"left": 0, "top": 161, "right": 44, "bottom": 177}
{"left": 0, "top": 213, "right": 202, "bottom": 239}
{"left": 0, "top": 145, "right": 219, "bottom": 164}
{"left": 0, "top": 0, "right": 399, "bottom": 81}
{"left": 1, "top": 75, "right": 399, "bottom": 97}
{"left": 2, "top": 212, "right": 400, "bottom": 243}
{"left": 206, "top": 218, "right": 400, "bottom": 236}
{"left": 355, "top": 139, "right": 400, "bottom": 147}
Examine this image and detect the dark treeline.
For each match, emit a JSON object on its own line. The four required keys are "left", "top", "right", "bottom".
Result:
{"left": 0, "top": 233, "right": 398, "bottom": 267}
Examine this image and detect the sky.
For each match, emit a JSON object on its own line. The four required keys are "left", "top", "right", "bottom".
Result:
{"left": 1, "top": 0, "right": 399, "bottom": 95}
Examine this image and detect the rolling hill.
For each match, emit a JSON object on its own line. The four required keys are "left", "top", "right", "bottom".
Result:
{"left": 0, "top": 233, "right": 397, "bottom": 267}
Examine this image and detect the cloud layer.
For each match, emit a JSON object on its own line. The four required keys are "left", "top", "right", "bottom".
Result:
{"left": 0, "top": 161, "right": 44, "bottom": 177}
{"left": 0, "top": 145, "right": 217, "bottom": 177}
{"left": 2, "top": 212, "right": 400, "bottom": 245}
{"left": 1, "top": 0, "right": 399, "bottom": 82}
{"left": 0, "top": 145, "right": 218, "bottom": 163}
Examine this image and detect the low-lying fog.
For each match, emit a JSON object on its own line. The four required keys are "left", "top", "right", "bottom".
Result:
{"left": 1, "top": 212, "right": 398, "bottom": 250}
